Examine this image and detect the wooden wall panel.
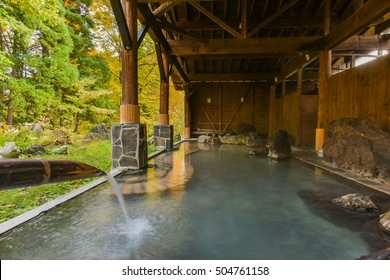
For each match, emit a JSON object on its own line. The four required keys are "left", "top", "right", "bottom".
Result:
{"left": 323, "top": 54, "right": 390, "bottom": 132}
{"left": 272, "top": 93, "right": 318, "bottom": 145}
{"left": 190, "top": 83, "right": 269, "bottom": 135}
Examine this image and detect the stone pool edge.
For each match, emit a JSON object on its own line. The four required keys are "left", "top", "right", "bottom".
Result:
{"left": 292, "top": 147, "right": 390, "bottom": 196}
{"left": 0, "top": 140, "right": 191, "bottom": 235}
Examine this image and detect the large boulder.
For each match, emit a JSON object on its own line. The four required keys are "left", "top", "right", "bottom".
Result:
{"left": 357, "top": 247, "right": 390, "bottom": 260}
{"left": 219, "top": 134, "right": 249, "bottom": 145}
{"left": 323, "top": 118, "right": 390, "bottom": 181}
{"left": 268, "top": 130, "right": 291, "bottom": 159}
{"left": 85, "top": 123, "right": 110, "bottom": 141}
{"left": 332, "top": 193, "right": 378, "bottom": 212}
{"left": 0, "top": 142, "right": 20, "bottom": 159}
{"left": 379, "top": 211, "right": 390, "bottom": 234}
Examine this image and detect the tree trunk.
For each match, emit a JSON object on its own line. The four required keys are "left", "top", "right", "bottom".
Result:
{"left": 6, "top": 107, "right": 13, "bottom": 126}
{"left": 74, "top": 112, "right": 79, "bottom": 133}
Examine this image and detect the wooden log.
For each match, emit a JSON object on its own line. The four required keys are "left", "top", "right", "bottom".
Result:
{"left": 0, "top": 159, "right": 106, "bottom": 190}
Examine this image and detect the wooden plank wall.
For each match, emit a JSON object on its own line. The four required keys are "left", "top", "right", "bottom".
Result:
{"left": 273, "top": 93, "right": 318, "bottom": 145}
{"left": 190, "top": 83, "right": 269, "bottom": 135}
{"left": 323, "top": 54, "right": 390, "bottom": 132}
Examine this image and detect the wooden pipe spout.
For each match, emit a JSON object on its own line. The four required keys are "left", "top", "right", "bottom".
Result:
{"left": 0, "top": 159, "right": 106, "bottom": 190}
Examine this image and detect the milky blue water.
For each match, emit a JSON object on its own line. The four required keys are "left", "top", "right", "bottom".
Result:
{"left": 0, "top": 142, "right": 389, "bottom": 259}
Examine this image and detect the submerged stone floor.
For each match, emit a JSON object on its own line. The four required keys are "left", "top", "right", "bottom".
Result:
{"left": 292, "top": 147, "right": 390, "bottom": 196}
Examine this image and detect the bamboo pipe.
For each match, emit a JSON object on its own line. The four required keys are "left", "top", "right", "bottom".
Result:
{"left": 0, "top": 159, "right": 106, "bottom": 190}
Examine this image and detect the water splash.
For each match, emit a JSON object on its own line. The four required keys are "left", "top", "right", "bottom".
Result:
{"left": 106, "top": 173, "right": 154, "bottom": 251}
{"left": 105, "top": 174, "right": 132, "bottom": 234}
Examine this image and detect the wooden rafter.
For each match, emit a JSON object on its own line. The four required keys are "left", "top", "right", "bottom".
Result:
{"left": 168, "top": 37, "right": 322, "bottom": 56}
{"left": 109, "top": 0, "right": 132, "bottom": 50}
{"left": 247, "top": 0, "right": 299, "bottom": 38}
{"left": 187, "top": 1, "right": 242, "bottom": 38}
{"left": 137, "top": 3, "right": 189, "bottom": 83}
{"left": 174, "top": 17, "right": 341, "bottom": 30}
{"left": 152, "top": 2, "right": 178, "bottom": 18}
{"left": 187, "top": 73, "right": 274, "bottom": 82}
{"left": 137, "top": 24, "right": 149, "bottom": 48}
{"left": 324, "top": 0, "right": 390, "bottom": 50}
{"left": 157, "top": 20, "right": 208, "bottom": 43}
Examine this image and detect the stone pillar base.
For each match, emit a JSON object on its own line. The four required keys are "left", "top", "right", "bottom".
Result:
{"left": 111, "top": 123, "right": 148, "bottom": 170}
{"left": 184, "top": 127, "right": 191, "bottom": 139}
{"left": 154, "top": 125, "right": 173, "bottom": 151}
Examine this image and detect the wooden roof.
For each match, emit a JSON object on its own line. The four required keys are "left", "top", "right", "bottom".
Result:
{"left": 134, "top": 0, "right": 390, "bottom": 88}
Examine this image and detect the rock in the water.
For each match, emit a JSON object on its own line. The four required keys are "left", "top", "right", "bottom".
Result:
{"left": 85, "top": 123, "right": 110, "bottom": 140}
{"left": 323, "top": 118, "right": 390, "bottom": 182}
{"left": 332, "top": 193, "right": 378, "bottom": 212}
{"left": 268, "top": 130, "right": 291, "bottom": 159}
{"left": 249, "top": 147, "right": 268, "bottom": 157}
{"left": 379, "top": 211, "right": 390, "bottom": 234}
{"left": 219, "top": 134, "right": 249, "bottom": 145}
{"left": 0, "top": 142, "right": 20, "bottom": 159}
{"left": 357, "top": 247, "right": 390, "bottom": 260}
{"left": 25, "top": 145, "right": 47, "bottom": 156}
{"left": 198, "top": 135, "right": 212, "bottom": 143}
{"left": 52, "top": 145, "right": 69, "bottom": 155}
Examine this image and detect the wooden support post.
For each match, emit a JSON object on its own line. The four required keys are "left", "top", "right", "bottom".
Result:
{"left": 296, "top": 67, "right": 303, "bottom": 146}
{"left": 219, "top": 84, "right": 223, "bottom": 131}
{"left": 316, "top": 0, "right": 331, "bottom": 151}
{"left": 268, "top": 85, "right": 276, "bottom": 138}
{"left": 241, "top": 0, "right": 247, "bottom": 38}
{"left": 159, "top": 51, "right": 170, "bottom": 125}
{"left": 120, "top": 0, "right": 139, "bottom": 124}
{"left": 184, "top": 85, "right": 191, "bottom": 138}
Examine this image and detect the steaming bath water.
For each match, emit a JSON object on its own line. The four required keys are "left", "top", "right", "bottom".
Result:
{"left": 0, "top": 142, "right": 389, "bottom": 259}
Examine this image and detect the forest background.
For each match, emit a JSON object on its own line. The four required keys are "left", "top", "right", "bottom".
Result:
{"left": 0, "top": 0, "right": 184, "bottom": 222}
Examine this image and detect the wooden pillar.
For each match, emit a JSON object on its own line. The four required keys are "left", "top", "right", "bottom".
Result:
{"left": 316, "top": 0, "right": 331, "bottom": 150}
{"left": 296, "top": 67, "right": 303, "bottom": 146}
{"left": 120, "top": 0, "right": 139, "bottom": 124}
{"left": 159, "top": 52, "right": 170, "bottom": 125}
{"left": 268, "top": 85, "right": 276, "bottom": 137}
{"left": 184, "top": 85, "right": 191, "bottom": 138}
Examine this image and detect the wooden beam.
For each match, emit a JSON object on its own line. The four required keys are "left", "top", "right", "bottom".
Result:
{"left": 137, "top": 24, "right": 149, "bottom": 48}
{"left": 275, "top": 52, "right": 318, "bottom": 84}
{"left": 137, "top": 3, "right": 189, "bottom": 83}
{"left": 247, "top": 0, "right": 299, "bottom": 38}
{"left": 375, "top": 18, "right": 390, "bottom": 34}
{"left": 174, "top": 17, "right": 341, "bottom": 30}
{"left": 109, "top": 0, "right": 132, "bottom": 50}
{"left": 186, "top": 73, "right": 274, "bottom": 82}
{"left": 157, "top": 20, "right": 208, "bottom": 43}
{"left": 155, "top": 42, "right": 166, "bottom": 82}
{"left": 152, "top": 2, "right": 178, "bottom": 18}
{"left": 187, "top": 1, "right": 242, "bottom": 38}
{"left": 334, "top": 35, "right": 390, "bottom": 51}
{"left": 159, "top": 51, "right": 170, "bottom": 120}
{"left": 324, "top": 0, "right": 390, "bottom": 50}
{"left": 168, "top": 37, "right": 321, "bottom": 56}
